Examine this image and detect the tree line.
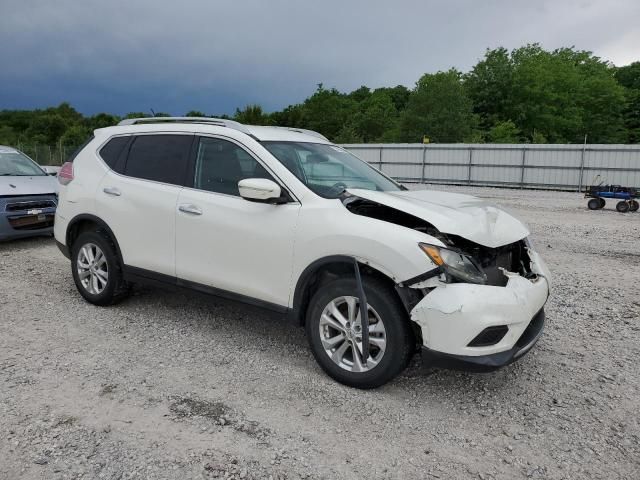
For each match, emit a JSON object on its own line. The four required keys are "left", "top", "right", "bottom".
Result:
{"left": 1, "top": 44, "right": 638, "bottom": 149}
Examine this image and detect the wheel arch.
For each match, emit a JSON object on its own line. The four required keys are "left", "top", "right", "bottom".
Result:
{"left": 66, "top": 214, "right": 124, "bottom": 264}
{"left": 290, "top": 255, "right": 404, "bottom": 326}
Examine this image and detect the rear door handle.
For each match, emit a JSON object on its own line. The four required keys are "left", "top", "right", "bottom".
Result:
{"left": 178, "top": 204, "right": 202, "bottom": 215}
{"left": 103, "top": 187, "right": 121, "bottom": 196}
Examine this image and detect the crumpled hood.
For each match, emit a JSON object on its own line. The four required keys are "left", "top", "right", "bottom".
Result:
{"left": 347, "top": 188, "right": 529, "bottom": 248}
{"left": 0, "top": 175, "right": 58, "bottom": 196}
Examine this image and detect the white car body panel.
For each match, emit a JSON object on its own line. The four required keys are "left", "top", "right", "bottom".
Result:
{"left": 175, "top": 188, "right": 300, "bottom": 306}
{"left": 411, "top": 254, "right": 550, "bottom": 356}
{"left": 54, "top": 121, "right": 551, "bottom": 365}
{"left": 96, "top": 171, "right": 181, "bottom": 277}
{"left": 346, "top": 188, "right": 530, "bottom": 248}
{"left": 289, "top": 197, "right": 443, "bottom": 294}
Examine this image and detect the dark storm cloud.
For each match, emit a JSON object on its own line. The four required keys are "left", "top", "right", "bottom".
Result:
{"left": 0, "top": 0, "right": 638, "bottom": 114}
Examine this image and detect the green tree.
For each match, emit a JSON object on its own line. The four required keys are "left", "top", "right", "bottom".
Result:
{"left": 26, "top": 114, "right": 67, "bottom": 145}
{"left": 85, "top": 113, "right": 119, "bottom": 130}
{"left": 233, "top": 104, "right": 272, "bottom": 125}
{"left": 124, "top": 112, "right": 150, "bottom": 119}
{"left": 615, "top": 62, "right": 640, "bottom": 90}
{"left": 465, "top": 47, "right": 514, "bottom": 130}
{"left": 399, "top": 69, "right": 477, "bottom": 142}
{"left": 487, "top": 120, "right": 521, "bottom": 143}
{"left": 270, "top": 104, "right": 304, "bottom": 127}
{"left": 350, "top": 91, "right": 398, "bottom": 142}
{"left": 466, "top": 45, "right": 626, "bottom": 143}
{"left": 376, "top": 85, "right": 411, "bottom": 112}
{"left": 615, "top": 62, "right": 640, "bottom": 143}
{"left": 60, "top": 125, "right": 91, "bottom": 146}
{"left": 298, "top": 85, "right": 358, "bottom": 141}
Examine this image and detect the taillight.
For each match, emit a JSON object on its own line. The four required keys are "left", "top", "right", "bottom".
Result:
{"left": 58, "top": 162, "right": 74, "bottom": 185}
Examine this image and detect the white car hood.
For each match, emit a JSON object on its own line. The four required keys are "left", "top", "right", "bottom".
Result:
{"left": 0, "top": 175, "right": 58, "bottom": 196}
{"left": 347, "top": 188, "right": 529, "bottom": 248}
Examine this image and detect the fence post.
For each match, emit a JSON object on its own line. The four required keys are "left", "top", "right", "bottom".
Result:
{"left": 378, "top": 146, "right": 383, "bottom": 172}
{"left": 520, "top": 145, "right": 526, "bottom": 188}
{"left": 467, "top": 147, "right": 473, "bottom": 185}
{"left": 420, "top": 146, "right": 426, "bottom": 184}
{"left": 577, "top": 140, "right": 587, "bottom": 192}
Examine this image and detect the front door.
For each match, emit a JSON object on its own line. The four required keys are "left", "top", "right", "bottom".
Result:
{"left": 175, "top": 136, "right": 300, "bottom": 307}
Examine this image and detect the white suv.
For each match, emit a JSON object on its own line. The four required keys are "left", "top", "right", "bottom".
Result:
{"left": 54, "top": 117, "right": 551, "bottom": 388}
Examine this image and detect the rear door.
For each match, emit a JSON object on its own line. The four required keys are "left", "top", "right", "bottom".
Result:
{"left": 96, "top": 133, "right": 193, "bottom": 277}
{"left": 175, "top": 135, "right": 300, "bottom": 307}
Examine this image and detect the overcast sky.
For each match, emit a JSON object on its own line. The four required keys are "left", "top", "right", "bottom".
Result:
{"left": 1, "top": 0, "right": 638, "bottom": 115}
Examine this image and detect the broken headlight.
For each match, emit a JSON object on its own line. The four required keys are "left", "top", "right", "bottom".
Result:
{"left": 419, "top": 243, "right": 487, "bottom": 285}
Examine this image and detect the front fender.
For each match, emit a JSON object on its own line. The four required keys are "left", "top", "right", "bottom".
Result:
{"left": 289, "top": 204, "right": 441, "bottom": 308}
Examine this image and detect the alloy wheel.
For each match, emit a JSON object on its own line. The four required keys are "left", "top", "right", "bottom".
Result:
{"left": 77, "top": 243, "right": 109, "bottom": 295}
{"left": 319, "top": 296, "right": 387, "bottom": 372}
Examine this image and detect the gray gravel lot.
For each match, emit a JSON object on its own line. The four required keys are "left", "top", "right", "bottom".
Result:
{"left": 1, "top": 186, "right": 639, "bottom": 480}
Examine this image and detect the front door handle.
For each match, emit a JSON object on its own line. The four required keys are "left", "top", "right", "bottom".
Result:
{"left": 103, "top": 187, "right": 121, "bottom": 196}
{"left": 178, "top": 204, "right": 202, "bottom": 215}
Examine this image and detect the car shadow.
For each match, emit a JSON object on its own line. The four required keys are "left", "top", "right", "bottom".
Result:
{"left": 119, "top": 282, "right": 536, "bottom": 395}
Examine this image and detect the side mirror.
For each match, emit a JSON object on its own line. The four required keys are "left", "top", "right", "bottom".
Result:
{"left": 238, "top": 178, "right": 286, "bottom": 203}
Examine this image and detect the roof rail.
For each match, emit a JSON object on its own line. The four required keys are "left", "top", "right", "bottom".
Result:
{"left": 117, "top": 117, "right": 254, "bottom": 136}
{"left": 274, "top": 127, "right": 329, "bottom": 142}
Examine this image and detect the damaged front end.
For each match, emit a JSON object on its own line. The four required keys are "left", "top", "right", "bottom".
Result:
{"left": 343, "top": 192, "right": 551, "bottom": 372}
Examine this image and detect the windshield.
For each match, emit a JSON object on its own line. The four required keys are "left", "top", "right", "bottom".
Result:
{"left": 0, "top": 150, "right": 45, "bottom": 176}
{"left": 263, "top": 142, "right": 402, "bottom": 198}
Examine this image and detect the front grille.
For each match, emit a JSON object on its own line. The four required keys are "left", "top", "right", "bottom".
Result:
{"left": 8, "top": 213, "right": 55, "bottom": 230}
{"left": 467, "top": 325, "right": 509, "bottom": 347}
{"left": 5, "top": 199, "right": 56, "bottom": 212}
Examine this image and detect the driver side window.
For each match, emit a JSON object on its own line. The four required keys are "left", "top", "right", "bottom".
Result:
{"left": 194, "top": 137, "right": 274, "bottom": 196}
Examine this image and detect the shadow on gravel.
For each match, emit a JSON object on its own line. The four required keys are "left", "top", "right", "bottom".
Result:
{"left": 119, "top": 283, "right": 537, "bottom": 395}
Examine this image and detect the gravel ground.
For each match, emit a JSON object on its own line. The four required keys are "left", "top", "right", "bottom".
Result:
{"left": 1, "top": 186, "right": 639, "bottom": 480}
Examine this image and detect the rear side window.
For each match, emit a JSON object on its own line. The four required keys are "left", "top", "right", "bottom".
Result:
{"left": 124, "top": 134, "right": 192, "bottom": 185}
{"left": 99, "top": 136, "right": 129, "bottom": 169}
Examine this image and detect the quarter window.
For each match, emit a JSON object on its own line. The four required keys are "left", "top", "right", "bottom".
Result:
{"left": 193, "top": 137, "right": 273, "bottom": 196}
{"left": 124, "top": 134, "right": 192, "bottom": 185}
{"left": 99, "top": 136, "right": 129, "bottom": 170}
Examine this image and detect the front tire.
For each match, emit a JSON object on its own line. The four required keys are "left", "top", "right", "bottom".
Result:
{"left": 305, "top": 276, "right": 413, "bottom": 389}
{"left": 71, "top": 231, "right": 129, "bottom": 306}
{"left": 587, "top": 198, "right": 601, "bottom": 210}
{"left": 629, "top": 200, "right": 639, "bottom": 212}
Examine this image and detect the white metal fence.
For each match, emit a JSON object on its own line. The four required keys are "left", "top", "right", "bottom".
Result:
{"left": 342, "top": 144, "right": 640, "bottom": 191}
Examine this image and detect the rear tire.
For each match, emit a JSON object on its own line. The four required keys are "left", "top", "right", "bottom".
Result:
{"left": 305, "top": 276, "right": 413, "bottom": 389}
{"left": 587, "top": 198, "right": 601, "bottom": 210}
{"left": 616, "top": 201, "right": 630, "bottom": 213}
{"left": 71, "top": 231, "right": 129, "bottom": 306}
{"left": 599, "top": 198, "right": 606, "bottom": 208}
{"left": 629, "top": 200, "right": 639, "bottom": 212}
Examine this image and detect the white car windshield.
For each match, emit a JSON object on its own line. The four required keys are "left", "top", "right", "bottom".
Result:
{"left": 263, "top": 142, "right": 403, "bottom": 198}
{"left": 0, "top": 151, "right": 45, "bottom": 176}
